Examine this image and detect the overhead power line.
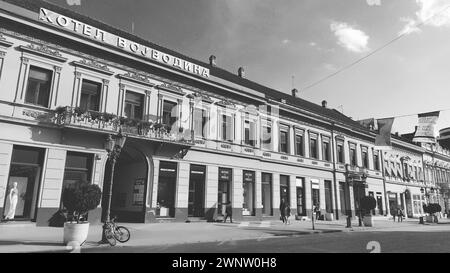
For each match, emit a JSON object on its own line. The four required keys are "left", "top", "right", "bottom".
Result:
{"left": 301, "top": 4, "right": 450, "bottom": 92}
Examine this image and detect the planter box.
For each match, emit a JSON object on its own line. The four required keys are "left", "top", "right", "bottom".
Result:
{"left": 426, "top": 215, "right": 434, "bottom": 223}
{"left": 63, "top": 222, "right": 90, "bottom": 245}
{"left": 325, "top": 213, "right": 334, "bottom": 221}
{"left": 363, "top": 215, "right": 373, "bottom": 227}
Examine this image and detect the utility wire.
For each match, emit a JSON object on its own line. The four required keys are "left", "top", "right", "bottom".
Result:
{"left": 301, "top": 4, "right": 450, "bottom": 92}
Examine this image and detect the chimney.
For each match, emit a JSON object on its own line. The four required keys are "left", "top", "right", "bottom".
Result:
{"left": 238, "top": 67, "right": 245, "bottom": 78}
{"left": 291, "top": 88, "right": 298, "bottom": 97}
{"left": 321, "top": 100, "right": 327, "bottom": 108}
{"left": 209, "top": 55, "right": 217, "bottom": 66}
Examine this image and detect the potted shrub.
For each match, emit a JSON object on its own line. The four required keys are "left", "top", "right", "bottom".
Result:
{"left": 361, "top": 196, "right": 377, "bottom": 227}
{"left": 423, "top": 203, "right": 441, "bottom": 223}
{"left": 61, "top": 181, "right": 102, "bottom": 246}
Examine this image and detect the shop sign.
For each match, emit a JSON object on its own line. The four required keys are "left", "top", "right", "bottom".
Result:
{"left": 243, "top": 171, "right": 255, "bottom": 183}
{"left": 219, "top": 168, "right": 231, "bottom": 181}
{"left": 39, "top": 8, "right": 210, "bottom": 78}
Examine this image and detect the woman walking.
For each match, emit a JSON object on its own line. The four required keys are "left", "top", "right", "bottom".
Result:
{"left": 280, "top": 198, "right": 287, "bottom": 224}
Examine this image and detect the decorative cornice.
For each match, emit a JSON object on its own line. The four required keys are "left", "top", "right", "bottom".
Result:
{"left": 157, "top": 83, "right": 186, "bottom": 95}
{"left": 187, "top": 91, "right": 213, "bottom": 103}
{"left": 72, "top": 59, "right": 114, "bottom": 75}
{"left": 118, "top": 71, "right": 155, "bottom": 87}
{"left": 0, "top": 32, "right": 13, "bottom": 48}
{"left": 216, "top": 99, "right": 236, "bottom": 109}
{"left": 19, "top": 44, "right": 67, "bottom": 62}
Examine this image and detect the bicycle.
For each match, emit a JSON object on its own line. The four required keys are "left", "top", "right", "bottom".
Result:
{"left": 103, "top": 216, "right": 130, "bottom": 246}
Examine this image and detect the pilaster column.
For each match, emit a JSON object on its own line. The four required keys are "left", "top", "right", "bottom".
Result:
{"left": 15, "top": 57, "right": 30, "bottom": 103}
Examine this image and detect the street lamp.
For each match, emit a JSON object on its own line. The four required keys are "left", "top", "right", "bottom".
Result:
{"left": 101, "top": 132, "right": 126, "bottom": 243}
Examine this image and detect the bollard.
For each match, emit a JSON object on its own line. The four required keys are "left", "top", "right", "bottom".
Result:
{"left": 346, "top": 216, "right": 352, "bottom": 228}
{"left": 419, "top": 216, "right": 424, "bottom": 224}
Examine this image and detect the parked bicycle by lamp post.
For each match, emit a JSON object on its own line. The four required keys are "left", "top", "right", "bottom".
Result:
{"left": 103, "top": 216, "right": 131, "bottom": 246}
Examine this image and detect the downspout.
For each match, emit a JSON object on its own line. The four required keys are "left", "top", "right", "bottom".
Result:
{"left": 331, "top": 122, "right": 339, "bottom": 220}
{"left": 380, "top": 151, "right": 388, "bottom": 216}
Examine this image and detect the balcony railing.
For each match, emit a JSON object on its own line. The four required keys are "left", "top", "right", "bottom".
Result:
{"left": 53, "top": 106, "right": 193, "bottom": 145}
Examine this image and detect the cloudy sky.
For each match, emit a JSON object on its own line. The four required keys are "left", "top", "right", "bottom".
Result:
{"left": 48, "top": 0, "right": 450, "bottom": 135}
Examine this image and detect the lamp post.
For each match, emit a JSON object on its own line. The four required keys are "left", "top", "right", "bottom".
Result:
{"left": 100, "top": 132, "right": 126, "bottom": 243}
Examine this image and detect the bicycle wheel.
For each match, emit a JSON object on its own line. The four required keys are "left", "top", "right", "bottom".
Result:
{"left": 104, "top": 228, "right": 117, "bottom": 246}
{"left": 114, "top": 226, "right": 130, "bottom": 243}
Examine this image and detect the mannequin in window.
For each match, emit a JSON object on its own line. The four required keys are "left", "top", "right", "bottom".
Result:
{"left": 5, "top": 182, "right": 18, "bottom": 220}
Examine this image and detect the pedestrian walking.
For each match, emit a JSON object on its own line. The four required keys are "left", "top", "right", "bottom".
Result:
{"left": 223, "top": 201, "right": 233, "bottom": 223}
{"left": 397, "top": 207, "right": 404, "bottom": 222}
{"left": 391, "top": 207, "right": 396, "bottom": 222}
{"left": 280, "top": 198, "right": 287, "bottom": 224}
{"left": 285, "top": 204, "right": 291, "bottom": 225}
{"left": 314, "top": 203, "right": 321, "bottom": 220}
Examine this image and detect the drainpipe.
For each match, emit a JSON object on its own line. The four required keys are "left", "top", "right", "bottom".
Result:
{"left": 331, "top": 122, "right": 339, "bottom": 220}
{"left": 380, "top": 151, "right": 389, "bottom": 216}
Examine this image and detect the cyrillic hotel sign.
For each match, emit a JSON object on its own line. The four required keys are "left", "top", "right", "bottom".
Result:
{"left": 38, "top": 8, "right": 210, "bottom": 78}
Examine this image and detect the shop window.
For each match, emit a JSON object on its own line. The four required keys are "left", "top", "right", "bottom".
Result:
{"left": 3, "top": 146, "right": 45, "bottom": 221}
{"left": 296, "top": 177, "right": 306, "bottom": 216}
{"left": 280, "top": 175, "right": 290, "bottom": 205}
{"left": 188, "top": 165, "right": 206, "bottom": 217}
{"left": 157, "top": 161, "right": 177, "bottom": 217}
{"left": 261, "top": 173, "right": 273, "bottom": 216}
{"left": 61, "top": 152, "right": 94, "bottom": 209}
{"left": 193, "top": 108, "right": 208, "bottom": 138}
{"left": 242, "top": 170, "right": 255, "bottom": 216}
{"left": 218, "top": 168, "right": 232, "bottom": 216}
{"left": 324, "top": 180, "right": 333, "bottom": 213}
{"left": 339, "top": 182, "right": 348, "bottom": 215}
{"left": 80, "top": 79, "right": 101, "bottom": 112}
{"left": 24, "top": 66, "right": 53, "bottom": 108}
{"left": 124, "top": 91, "right": 144, "bottom": 120}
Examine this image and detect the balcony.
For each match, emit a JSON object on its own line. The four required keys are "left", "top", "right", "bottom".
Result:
{"left": 53, "top": 106, "right": 193, "bottom": 145}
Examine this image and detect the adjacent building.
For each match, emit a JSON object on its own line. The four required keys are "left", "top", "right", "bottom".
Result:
{"left": 0, "top": 0, "right": 448, "bottom": 226}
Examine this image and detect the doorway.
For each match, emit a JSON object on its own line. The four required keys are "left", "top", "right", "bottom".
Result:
{"left": 188, "top": 165, "right": 206, "bottom": 217}
{"left": 217, "top": 168, "right": 232, "bottom": 216}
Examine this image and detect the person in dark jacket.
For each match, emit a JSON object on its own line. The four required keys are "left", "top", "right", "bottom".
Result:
{"left": 285, "top": 204, "right": 291, "bottom": 225}
{"left": 280, "top": 198, "right": 287, "bottom": 224}
{"left": 224, "top": 201, "right": 233, "bottom": 223}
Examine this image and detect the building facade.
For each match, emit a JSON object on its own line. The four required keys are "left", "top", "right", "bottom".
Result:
{"left": 0, "top": 0, "right": 448, "bottom": 226}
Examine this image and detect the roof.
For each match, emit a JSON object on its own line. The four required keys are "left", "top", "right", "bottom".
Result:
{"left": 1, "top": 0, "right": 370, "bottom": 132}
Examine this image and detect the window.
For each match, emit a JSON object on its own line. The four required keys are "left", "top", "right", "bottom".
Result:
{"left": 261, "top": 120, "right": 272, "bottom": 150}
{"left": 310, "top": 133, "right": 318, "bottom": 159}
{"left": 349, "top": 143, "right": 357, "bottom": 166}
{"left": 261, "top": 173, "right": 273, "bottom": 216}
{"left": 337, "top": 141, "right": 344, "bottom": 164}
{"left": 124, "top": 91, "right": 144, "bottom": 120}
{"left": 280, "top": 175, "right": 290, "bottom": 205}
{"left": 322, "top": 137, "right": 331, "bottom": 161}
{"left": 220, "top": 114, "right": 233, "bottom": 141}
{"left": 324, "top": 180, "right": 333, "bottom": 213}
{"left": 80, "top": 79, "right": 101, "bottom": 112}
{"left": 361, "top": 147, "right": 369, "bottom": 168}
{"left": 279, "top": 126, "right": 289, "bottom": 153}
{"left": 162, "top": 100, "right": 177, "bottom": 130}
{"left": 373, "top": 151, "right": 380, "bottom": 171}
{"left": 242, "top": 171, "right": 255, "bottom": 216}
{"left": 243, "top": 117, "right": 256, "bottom": 146}
{"left": 24, "top": 66, "right": 53, "bottom": 107}
{"left": 295, "top": 131, "right": 304, "bottom": 156}
{"left": 62, "top": 152, "right": 93, "bottom": 209}
{"left": 194, "top": 108, "right": 208, "bottom": 138}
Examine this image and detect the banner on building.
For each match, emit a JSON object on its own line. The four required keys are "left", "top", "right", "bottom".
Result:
{"left": 359, "top": 118, "right": 377, "bottom": 130}
{"left": 412, "top": 111, "right": 440, "bottom": 143}
{"left": 375, "top": 118, "right": 395, "bottom": 150}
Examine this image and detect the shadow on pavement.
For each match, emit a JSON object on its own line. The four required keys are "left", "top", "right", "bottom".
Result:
{"left": 0, "top": 240, "right": 63, "bottom": 247}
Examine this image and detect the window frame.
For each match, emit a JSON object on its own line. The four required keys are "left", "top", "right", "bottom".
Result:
{"left": 349, "top": 142, "right": 358, "bottom": 166}
{"left": 260, "top": 119, "right": 273, "bottom": 151}
{"left": 294, "top": 129, "right": 305, "bottom": 157}
{"left": 279, "top": 124, "right": 290, "bottom": 154}
{"left": 361, "top": 146, "right": 369, "bottom": 169}
{"left": 242, "top": 112, "right": 257, "bottom": 147}
{"left": 309, "top": 132, "right": 319, "bottom": 160}
{"left": 322, "top": 135, "right": 331, "bottom": 162}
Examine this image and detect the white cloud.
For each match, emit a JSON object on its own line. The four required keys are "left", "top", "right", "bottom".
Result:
{"left": 309, "top": 42, "right": 317, "bottom": 47}
{"left": 400, "top": 0, "right": 450, "bottom": 35}
{"left": 366, "top": 0, "right": 381, "bottom": 6}
{"left": 330, "top": 21, "right": 370, "bottom": 53}
{"left": 282, "top": 39, "right": 291, "bottom": 45}
{"left": 399, "top": 17, "right": 422, "bottom": 35}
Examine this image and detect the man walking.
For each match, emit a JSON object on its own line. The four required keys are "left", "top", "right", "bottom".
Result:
{"left": 223, "top": 201, "right": 233, "bottom": 223}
